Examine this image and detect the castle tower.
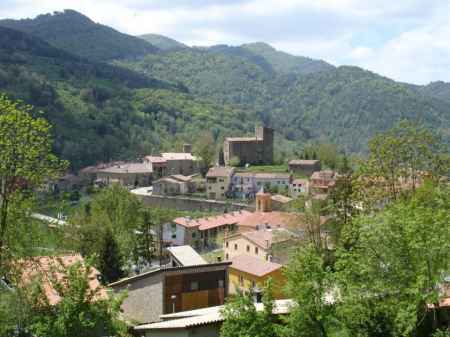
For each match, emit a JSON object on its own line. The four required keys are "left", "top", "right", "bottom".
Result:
{"left": 255, "top": 126, "right": 274, "bottom": 164}
{"left": 256, "top": 187, "right": 272, "bottom": 212}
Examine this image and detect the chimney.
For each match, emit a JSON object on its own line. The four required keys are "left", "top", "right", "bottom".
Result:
{"left": 183, "top": 144, "right": 192, "bottom": 154}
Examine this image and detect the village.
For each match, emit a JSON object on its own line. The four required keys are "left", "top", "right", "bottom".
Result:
{"left": 10, "top": 123, "right": 446, "bottom": 337}
{"left": 21, "top": 126, "right": 343, "bottom": 336}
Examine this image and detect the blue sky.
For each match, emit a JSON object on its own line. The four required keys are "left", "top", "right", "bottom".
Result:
{"left": 1, "top": 0, "right": 450, "bottom": 85}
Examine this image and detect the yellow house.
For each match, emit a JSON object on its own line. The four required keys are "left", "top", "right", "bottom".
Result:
{"left": 229, "top": 254, "right": 286, "bottom": 299}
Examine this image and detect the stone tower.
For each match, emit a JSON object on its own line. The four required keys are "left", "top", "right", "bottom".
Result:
{"left": 255, "top": 126, "right": 274, "bottom": 164}
{"left": 256, "top": 187, "right": 272, "bottom": 212}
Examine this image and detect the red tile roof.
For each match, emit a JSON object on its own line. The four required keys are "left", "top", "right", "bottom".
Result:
{"left": 241, "top": 228, "right": 296, "bottom": 249}
{"left": 174, "top": 211, "right": 305, "bottom": 232}
{"left": 19, "top": 254, "right": 106, "bottom": 305}
{"left": 230, "top": 254, "right": 282, "bottom": 277}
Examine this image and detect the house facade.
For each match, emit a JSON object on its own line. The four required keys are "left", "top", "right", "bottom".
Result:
{"left": 231, "top": 172, "right": 292, "bottom": 199}
{"left": 228, "top": 254, "right": 286, "bottom": 299}
{"left": 289, "top": 178, "right": 309, "bottom": 198}
{"left": 153, "top": 175, "right": 196, "bottom": 196}
{"left": 96, "top": 162, "right": 153, "bottom": 187}
{"left": 206, "top": 166, "right": 235, "bottom": 200}
{"left": 310, "top": 170, "right": 337, "bottom": 196}
{"left": 109, "top": 262, "right": 231, "bottom": 324}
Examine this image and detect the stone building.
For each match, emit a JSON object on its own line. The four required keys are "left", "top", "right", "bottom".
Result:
{"left": 153, "top": 175, "right": 196, "bottom": 196}
{"left": 289, "top": 178, "right": 309, "bottom": 198}
{"left": 310, "top": 170, "right": 337, "bottom": 197}
{"left": 223, "top": 126, "right": 274, "bottom": 166}
{"left": 96, "top": 162, "right": 153, "bottom": 187}
{"left": 144, "top": 146, "right": 199, "bottom": 178}
{"left": 206, "top": 166, "right": 235, "bottom": 200}
{"left": 288, "top": 159, "right": 321, "bottom": 177}
{"left": 109, "top": 262, "right": 230, "bottom": 324}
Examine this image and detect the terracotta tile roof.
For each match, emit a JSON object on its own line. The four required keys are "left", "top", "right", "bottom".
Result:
{"left": 19, "top": 254, "right": 106, "bottom": 305}
{"left": 206, "top": 166, "right": 235, "bottom": 178}
{"left": 241, "top": 228, "right": 296, "bottom": 248}
{"left": 311, "top": 170, "right": 336, "bottom": 181}
{"left": 289, "top": 159, "right": 320, "bottom": 166}
{"left": 230, "top": 254, "right": 282, "bottom": 277}
{"left": 174, "top": 211, "right": 305, "bottom": 232}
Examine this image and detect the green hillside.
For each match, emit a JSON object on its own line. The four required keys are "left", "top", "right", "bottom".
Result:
{"left": 241, "top": 42, "right": 334, "bottom": 75}
{"left": 0, "top": 26, "right": 256, "bottom": 169}
{"left": 139, "top": 34, "right": 188, "bottom": 51}
{"left": 0, "top": 10, "right": 159, "bottom": 61}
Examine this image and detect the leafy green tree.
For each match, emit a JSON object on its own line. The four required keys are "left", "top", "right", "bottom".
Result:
{"left": 26, "top": 259, "right": 130, "bottom": 337}
{"left": 220, "top": 281, "right": 278, "bottom": 337}
{"left": 336, "top": 183, "right": 450, "bottom": 337}
{"left": 194, "top": 132, "right": 217, "bottom": 176}
{"left": 282, "top": 244, "right": 338, "bottom": 337}
{"left": 0, "top": 95, "right": 65, "bottom": 269}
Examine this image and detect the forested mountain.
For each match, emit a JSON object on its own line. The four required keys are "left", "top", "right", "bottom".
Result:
{"left": 240, "top": 42, "right": 334, "bottom": 75}
{"left": 139, "top": 34, "right": 188, "bottom": 51}
{"left": 0, "top": 9, "right": 449, "bottom": 169}
{"left": 0, "top": 10, "right": 159, "bottom": 61}
{"left": 0, "top": 25, "right": 256, "bottom": 169}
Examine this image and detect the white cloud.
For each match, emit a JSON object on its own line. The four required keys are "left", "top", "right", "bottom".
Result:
{"left": 1, "top": 0, "right": 450, "bottom": 84}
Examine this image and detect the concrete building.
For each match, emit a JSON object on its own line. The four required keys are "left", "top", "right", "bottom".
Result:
{"left": 206, "top": 166, "right": 235, "bottom": 200}
{"left": 166, "top": 246, "right": 207, "bottom": 267}
{"left": 288, "top": 159, "right": 321, "bottom": 177}
{"left": 228, "top": 254, "right": 286, "bottom": 299}
{"left": 223, "top": 126, "right": 274, "bottom": 166}
{"left": 231, "top": 172, "right": 292, "bottom": 199}
{"left": 109, "top": 262, "right": 231, "bottom": 324}
{"left": 96, "top": 162, "right": 153, "bottom": 187}
{"left": 153, "top": 175, "right": 196, "bottom": 196}
{"left": 144, "top": 148, "right": 199, "bottom": 178}
{"left": 289, "top": 178, "right": 309, "bottom": 198}
{"left": 223, "top": 227, "right": 298, "bottom": 265}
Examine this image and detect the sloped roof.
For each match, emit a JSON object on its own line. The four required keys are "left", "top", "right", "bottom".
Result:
{"left": 271, "top": 194, "right": 293, "bottom": 203}
{"left": 241, "top": 228, "right": 296, "bottom": 249}
{"left": 206, "top": 166, "right": 235, "bottom": 178}
{"left": 135, "top": 299, "right": 295, "bottom": 331}
{"left": 166, "top": 246, "right": 207, "bottom": 267}
{"left": 145, "top": 156, "right": 167, "bottom": 164}
{"left": 174, "top": 211, "right": 305, "bottom": 232}
{"left": 98, "top": 162, "right": 152, "bottom": 174}
{"left": 19, "top": 254, "right": 106, "bottom": 305}
{"left": 161, "top": 153, "right": 197, "bottom": 160}
{"left": 230, "top": 254, "right": 282, "bottom": 277}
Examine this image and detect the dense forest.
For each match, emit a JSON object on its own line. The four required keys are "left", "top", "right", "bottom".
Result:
{"left": 0, "top": 9, "right": 449, "bottom": 169}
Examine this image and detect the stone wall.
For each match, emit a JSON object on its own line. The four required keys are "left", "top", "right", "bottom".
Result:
{"left": 137, "top": 194, "right": 255, "bottom": 213}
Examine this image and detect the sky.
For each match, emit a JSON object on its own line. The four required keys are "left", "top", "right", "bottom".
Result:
{"left": 1, "top": 0, "right": 449, "bottom": 85}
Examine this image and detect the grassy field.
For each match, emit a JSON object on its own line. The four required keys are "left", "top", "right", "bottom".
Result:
{"left": 237, "top": 164, "right": 289, "bottom": 173}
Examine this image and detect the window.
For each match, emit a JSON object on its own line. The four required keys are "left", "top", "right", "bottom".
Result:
{"left": 255, "top": 247, "right": 259, "bottom": 254}
{"left": 239, "top": 275, "right": 244, "bottom": 286}
{"left": 246, "top": 245, "right": 250, "bottom": 252}
{"left": 190, "top": 281, "right": 199, "bottom": 291}
{"left": 218, "top": 280, "right": 224, "bottom": 288}
{"left": 252, "top": 280, "right": 256, "bottom": 288}
{"left": 225, "top": 253, "right": 229, "bottom": 260}
{"left": 234, "top": 244, "right": 238, "bottom": 251}
{"left": 172, "top": 233, "right": 177, "bottom": 239}
{"left": 226, "top": 241, "right": 229, "bottom": 248}
{"left": 192, "top": 232, "right": 196, "bottom": 238}
{"left": 221, "top": 186, "right": 225, "bottom": 190}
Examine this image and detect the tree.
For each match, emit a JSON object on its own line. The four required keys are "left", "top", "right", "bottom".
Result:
{"left": 25, "top": 259, "right": 130, "bottom": 337}
{"left": 282, "top": 244, "right": 338, "bottom": 337}
{"left": 99, "top": 228, "right": 124, "bottom": 284}
{"left": 194, "top": 132, "right": 217, "bottom": 176}
{"left": 220, "top": 280, "right": 278, "bottom": 337}
{"left": 355, "top": 120, "right": 449, "bottom": 211}
{"left": 0, "top": 95, "right": 65, "bottom": 269}
{"left": 336, "top": 183, "right": 450, "bottom": 336}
